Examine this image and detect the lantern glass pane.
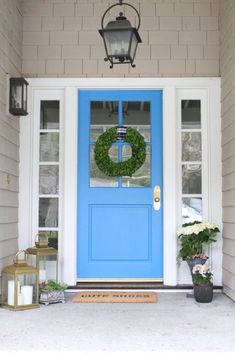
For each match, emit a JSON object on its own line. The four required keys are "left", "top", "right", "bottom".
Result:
{"left": 39, "top": 255, "right": 57, "bottom": 283}
{"left": 2, "top": 273, "right": 14, "bottom": 306}
{"left": 11, "top": 84, "right": 22, "bottom": 109}
{"left": 104, "top": 30, "right": 132, "bottom": 56}
{"left": 18, "top": 274, "right": 37, "bottom": 305}
{"left": 23, "top": 83, "right": 27, "bottom": 111}
{"left": 129, "top": 33, "right": 138, "bottom": 60}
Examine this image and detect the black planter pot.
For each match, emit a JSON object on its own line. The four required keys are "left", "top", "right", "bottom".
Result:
{"left": 186, "top": 258, "right": 207, "bottom": 273}
{"left": 194, "top": 283, "right": 213, "bottom": 303}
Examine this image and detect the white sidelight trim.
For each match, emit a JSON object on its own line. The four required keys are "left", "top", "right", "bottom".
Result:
{"left": 163, "top": 87, "right": 177, "bottom": 285}
{"left": 19, "top": 78, "right": 221, "bottom": 286}
{"left": 63, "top": 87, "right": 77, "bottom": 284}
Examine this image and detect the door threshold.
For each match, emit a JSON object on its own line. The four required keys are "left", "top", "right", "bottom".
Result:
{"left": 69, "top": 283, "right": 223, "bottom": 290}
{"left": 71, "top": 282, "right": 166, "bottom": 290}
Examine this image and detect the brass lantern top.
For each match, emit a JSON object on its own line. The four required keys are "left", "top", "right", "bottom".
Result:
{"left": 2, "top": 250, "right": 38, "bottom": 275}
{"left": 35, "top": 233, "right": 49, "bottom": 248}
{"left": 26, "top": 246, "right": 58, "bottom": 257}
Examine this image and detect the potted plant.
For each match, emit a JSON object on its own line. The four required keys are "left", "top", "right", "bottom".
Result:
{"left": 192, "top": 264, "right": 213, "bottom": 303}
{"left": 40, "top": 280, "right": 67, "bottom": 305}
{"left": 177, "top": 221, "right": 219, "bottom": 272}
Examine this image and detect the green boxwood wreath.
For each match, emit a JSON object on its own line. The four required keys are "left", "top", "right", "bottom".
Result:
{"left": 94, "top": 126, "right": 146, "bottom": 177}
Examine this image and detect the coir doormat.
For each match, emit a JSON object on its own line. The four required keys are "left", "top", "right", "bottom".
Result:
{"left": 72, "top": 291, "right": 157, "bottom": 303}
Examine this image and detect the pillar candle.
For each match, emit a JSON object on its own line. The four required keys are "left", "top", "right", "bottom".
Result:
{"left": 7, "top": 280, "right": 15, "bottom": 305}
{"left": 21, "top": 285, "right": 33, "bottom": 305}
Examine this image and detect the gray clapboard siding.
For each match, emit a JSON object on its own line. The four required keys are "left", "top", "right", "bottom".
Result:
{"left": 222, "top": 155, "right": 235, "bottom": 177}
{"left": 0, "top": 171, "right": 19, "bottom": 192}
{"left": 0, "top": 136, "right": 19, "bottom": 161}
{"left": 0, "top": 0, "right": 22, "bottom": 278}
{"left": 0, "top": 255, "right": 18, "bottom": 276}
{"left": 0, "top": 238, "right": 18, "bottom": 259}
{"left": 0, "top": 154, "right": 19, "bottom": 176}
{"left": 223, "top": 254, "right": 235, "bottom": 274}
{"left": 0, "top": 190, "right": 19, "bottom": 207}
{"left": 223, "top": 190, "right": 235, "bottom": 206}
{"left": 220, "top": 0, "right": 235, "bottom": 300}
{"left": 0, "top": 223, "right": 18, "bottom": 242}
{"left": 0, "top": 120, "right": 19, "bottom": 145}
{"left": 0, "top": 207, "right": 18, "bottom": 224}
{"left": 223, "top": 223, "right": 235, "bottom": 241}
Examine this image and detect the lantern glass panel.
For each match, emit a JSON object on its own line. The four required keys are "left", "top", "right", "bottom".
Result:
{"left": 2, "top": 272, "right": 37, "bottom": 307}
{"left": 104, "top": 30, "right": 132, "bottom": 57}
{"left": 129, "top": 33, "right": 138, "bottom": 60}
{"left": 1, "top": 273, "right": 14, "bottom": 306}
{"left": 39, "top": 255, "right": 57, "bottom": 284}
{"left": 11, "top": 84, "right": 22, "bottom": 109}
{"left": 23, "top": 83, "right": 27, "bottom": 111}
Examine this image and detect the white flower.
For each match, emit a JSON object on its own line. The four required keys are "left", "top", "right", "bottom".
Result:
{"left": 192, "top": 264, "right": 212, "bottom": 276}
{"left": 177, "top": 222, "right": 218, "bottom": 237}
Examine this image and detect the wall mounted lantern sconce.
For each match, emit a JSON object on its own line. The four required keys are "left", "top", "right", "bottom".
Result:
{"left": 99, "top": 0, "right": 142, "bottom": 68}
{"left": 9, "top": 77, "right": 29, "bottom": 116}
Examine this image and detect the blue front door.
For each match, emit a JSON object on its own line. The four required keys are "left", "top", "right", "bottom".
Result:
{"left": 77, "top": 90, "right": 163, "bottom": 279}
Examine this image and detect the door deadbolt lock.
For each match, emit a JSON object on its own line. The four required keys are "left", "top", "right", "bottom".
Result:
{"left": 153, "top": 186, "right": 161, "bottom": 211}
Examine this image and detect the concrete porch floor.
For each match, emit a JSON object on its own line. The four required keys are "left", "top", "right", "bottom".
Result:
{"left": 0, "top": 292, "right": 234, "bottom": 353}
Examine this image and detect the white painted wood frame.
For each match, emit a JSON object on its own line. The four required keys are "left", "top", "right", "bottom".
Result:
{"left": 19, "top": 78, "right": 221, "bottom": 286}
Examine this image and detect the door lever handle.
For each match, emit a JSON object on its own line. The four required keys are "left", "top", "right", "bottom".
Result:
{"left": 154, "top": 186, "right": 161, "bottom": 211}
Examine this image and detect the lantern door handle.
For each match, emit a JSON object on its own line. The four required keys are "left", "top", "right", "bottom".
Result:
{"left": 153, "top": 186, "right": 161, "bottom": 211}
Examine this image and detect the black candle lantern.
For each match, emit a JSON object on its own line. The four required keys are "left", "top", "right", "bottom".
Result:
{"left": 9, "top": 77, "right": 29, "bottom": 116}
{"left": 99, "top": 0, "right": 142, "bottom": 68}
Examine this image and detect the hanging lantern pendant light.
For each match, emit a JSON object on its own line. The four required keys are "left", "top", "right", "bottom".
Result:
{"left": 99, "top": 0, "right": 142, "bottom": 68}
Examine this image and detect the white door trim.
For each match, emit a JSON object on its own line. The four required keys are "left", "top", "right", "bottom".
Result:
{"left": 19, "top": 77, "right": 221, "bottom": 286}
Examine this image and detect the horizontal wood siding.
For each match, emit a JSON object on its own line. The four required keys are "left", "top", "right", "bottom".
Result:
{"left": 0, "top": 0, "right": 23, "bottom": 275}
{"left": 220, "top": 1, "right": 235, "bottom": 300}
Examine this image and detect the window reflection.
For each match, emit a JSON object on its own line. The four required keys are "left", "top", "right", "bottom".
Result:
{"left": 122, "top": 145, "right": 150, "bottom": 187}
{"left": 182, "top": 197, "right": 202, "bottom": 224}
{"left": 40, "top": 101, "right": 59, "bottom": 130}
{"left": 90, "top": 101, "right": 118, "bottom": 142}
{"left": 182, "top": 164, "right": 201, "bottom": 194}
{"left": 181, "top": 100, "right": 201, "bottom": 129}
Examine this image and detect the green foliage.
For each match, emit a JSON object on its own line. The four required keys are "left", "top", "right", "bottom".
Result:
{"left": 192, "top": 264, "right": 213, "bottom": 284}
{"left": 177, "top": 221, "right": 219, "bottom": 262}
{"left": 94, "top": 127, "right": 146, "bottom": 177}
{"left": 192, "top": 272, "right": 213, "bottom": 285}
{"left": 41, "top": 280, "right": 67, "bottom": 292}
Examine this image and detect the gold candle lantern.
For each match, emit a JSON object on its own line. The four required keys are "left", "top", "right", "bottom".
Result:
{"left": 26, "top": 236, "right": 58, "bottom": 286}
{"left": 1, "top": 251, "right": 39, "bottom": 311}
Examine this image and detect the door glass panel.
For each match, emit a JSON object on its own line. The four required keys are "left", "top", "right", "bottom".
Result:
{"left": 90, "top": 145, "right": 118, "bottom": 187}
{"left": 182, "top": 197, "right": 202, "bottom": 224}
{"left": 90, "top": 101, "right": 118, "bottom": 142}
{"left": 40, "top": 132, "right": 59, "bottom": 162}
{"left": 39, "top": 165, "right": 59, "bottom": 195}
{"left": 40, "top": 101, "right": 59, "bottom": 130}
{"left": 182, "top": 132, "right": 201, "bottom": 161}
{"left": 182, "top": 164, "right": 201, "bottom": 194}
{"left": 39, "top": 198, "right": 58, "bottom": 227}
{"left": 181, "top": 100, "right": 201, "bottom": 129}
{"left": 123, "top": 101, "right": 150, "bottom": 141}
{"left": 122, "top": 145, "right": 150, "bottom": 187}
